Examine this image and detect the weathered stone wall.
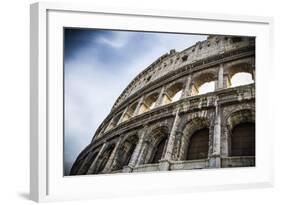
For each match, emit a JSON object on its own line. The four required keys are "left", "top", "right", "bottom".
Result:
{"left": 70, "top": 35, "right": 255, "bottom": 175}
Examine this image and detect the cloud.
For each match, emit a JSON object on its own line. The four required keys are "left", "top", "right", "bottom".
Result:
{"left": 64, "top": 29, "right": 208, "bottom": 175}
{"left": 96, "top": 32, "right": 132, "bottom": 48}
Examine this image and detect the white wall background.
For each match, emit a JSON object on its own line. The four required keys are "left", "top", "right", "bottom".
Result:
{"left": 0, "top": 0, "right": 280, "bottom": 204}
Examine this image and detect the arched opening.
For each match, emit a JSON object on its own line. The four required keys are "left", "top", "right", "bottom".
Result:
{"left": 230, "top": 72, "right": 254, "bottom": 87}
{"left": 78, "top": 151, "right": 98, "bottom": 175}
{"left": 162, "top": 83, "right": 184, "bottom": 105}
{"left": 120, "top": 102, "right": 138, "bottom": 122}
{"left": 172, "top": 90, "right": 183, "bottom": 101}
{"left": 105, "top": 112, "right": 123, "bottom": 131}
{"left": 231, "top": 122, "right": 255, "bottom": 156}
{"left": 127, "top": 102, "right": 138, "bottom": 117}
{"left": 95, "top": 144, "right": 115, "bottom": 174}
{"left": 113, "top": 135, "right": 139, "bottom": 170}
{"left": 198, "top": 81, "right": 215, "bottom": 94}
{"left": 191, "top": 72, "right": 216, "bottom": 96}
{"left": 227, "top": 62, "right": 255, "bottom": 88}
{"left": 138, "top": 93, "right": 159, "bottom": 114}
{"left": 186, "top": 128, "right": 209, "bottom": 160}
{"left": 180, "top": 117, "right": 210, "bottom": 161}
{"left": 150, "top": 137, "right": 167, "bottom": 164}
{"left": 140, "top": 126, "right": 169, "bottom": 165}
{"left": 226, "top": 109, "right": 255, "bottom": 157}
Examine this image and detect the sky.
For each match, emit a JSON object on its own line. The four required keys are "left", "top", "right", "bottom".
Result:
{"left": 63, "top": 28, "right": 208, "bottom": 175}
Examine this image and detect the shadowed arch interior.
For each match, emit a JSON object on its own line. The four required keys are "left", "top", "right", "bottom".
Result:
{"left": 151, "top": 137, "right": 167, "bottom": 164}
{"left": 231, "top": 122, "right": 255, "bottom": 156}
{"left": 113, "top": 135, "right": 139, "bottom": 170}
{"left": 226, "top": 109, "right": 255, "bottom": 157}
{"left": 186, "top": 128, "right": 209, "bottom": 160}
{"left": 180, "top": 117, "right": 210, "bottom": 161}
{"left": 95, "top": 144, "right": 115, "bottom": 174}
{"left": 141, "top": 126, "right": 169, "bottom": 165}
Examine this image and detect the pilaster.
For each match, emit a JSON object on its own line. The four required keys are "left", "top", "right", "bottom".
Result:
{"left": 161, "top": 108, "right": 181, "bottom": 170}
{"left": 182, "top": 75, "right": 192, "bottom": 98}
{"left": 102, "top": 138, "right": 123, "bottom": 173}
{"left": 86, "top": 142, "right": 107, "bottom": 174}
{"left": 155, "top": 86, "right": 165, "bottom": 107}
{"left": 133, "top": 96, "right": 144, "bottom": 116}
{"left": 209, "top": 99, "right": 221, "bottom": 168}
{"left": 127, "top": 126, "right": 148, "bottom": 168}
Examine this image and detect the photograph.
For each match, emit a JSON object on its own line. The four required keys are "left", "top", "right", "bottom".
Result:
{"left": 64, "top": 28, "right": 255, "bottom": 176}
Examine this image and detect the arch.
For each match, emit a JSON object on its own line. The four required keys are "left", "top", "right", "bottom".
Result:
{"left": 105, "top": 111, "right": 123, "bottom": 132}
{"left": 226, "top": 61, "right": 255, "bottom": 87}
{"left": 230, "top": 72, "right": 254, "bottom": 87}
{"left": 94, "top": 144, "right": 115, "bottom": 174}
{"left": 180, "top": 117, "right": 211, "bottom": 161}
{"left": 225, "top": 109, "right": 255, "bottom": 157}
{"left": 127, "top": 101, "right": 138, "bottom": 117}
{"left": 186, "top": 128, "right": 209, "bottom": 160}
{"left": 191, "top": 71, "right": 216, "bottom": 96}
{"left": 120, "top": 101, "right": 138, "bottom": 122}
{"left": 140, "top": 126, "right": 169, "bottom": 165}
{"left": 151, "top": 137, "right": 167, "bottom": 163}
{"left": 231, "top": 122, "right": 255, "bottom": 156}
{"left": 162, "top": 82, "right": 184, "bottom": 105}
{"left": 225, "top": 109, "right": 255, "bottom": 131}
{"left": 112, "top": 134, "right": 139, "bottom": 170}
{"left": 138, "top": 92, "right": 159, "bottom": 114}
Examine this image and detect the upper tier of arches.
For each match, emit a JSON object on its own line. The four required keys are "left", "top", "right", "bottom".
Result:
{"left": 112, "top": 35, "right": 255, "bottom": 109}
{"left": 98, "top": 57, "right": 255, "bottom": 137}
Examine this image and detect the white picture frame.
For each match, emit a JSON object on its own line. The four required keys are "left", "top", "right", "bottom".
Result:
{"left": 30, "top": 2, "right": 274, "bottom": 202}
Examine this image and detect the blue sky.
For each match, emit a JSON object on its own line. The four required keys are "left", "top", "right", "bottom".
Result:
{"left": 63, "top": 28, "right": 208, "bottom": 175}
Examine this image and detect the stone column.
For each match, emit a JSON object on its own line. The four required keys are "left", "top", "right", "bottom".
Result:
{"left": 220, "top": 125, "right": 229, "bottom": 158}
{"left": 160, "top": 108, "right": 181, "bottom": 171}
{"left": 223, "top": 74, "right": 230, "bottom": 88}
{"left": 155, "top": 86, "right": 165, "bottom": 107}
{"left": 182, "top": 75, "right": 192, "bottom": 98}
{"left": 217, "top": 64, "right": 224, "bottom": 90}
{"left": 123, "top": 126, "right": 148, "bottom": 172}
{"left": 102, "top": 138, "right": 123, "bottom": 173}
{"left": 173, "top": 131, "right": 184, "bottom": 161}
{"left": 132, "top": 96, "right": 144, "bottom": 116}
{"left": 252, "top": 66, "right": 256, "bottom": 81}
{"left": 86, "top": 142, "right": 107, "bottom": 174}
{"left": 135, "top": 140, "right": 150, "bottom": 166}
{"left": 209, "top": 99, "right": 221, "bottom": 168}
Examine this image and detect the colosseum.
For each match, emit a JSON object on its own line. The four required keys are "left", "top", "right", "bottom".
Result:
{"left": 70, "top": 35, "right": 255, "bottom": 175}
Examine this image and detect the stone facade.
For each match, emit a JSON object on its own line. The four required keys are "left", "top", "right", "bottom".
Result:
{"left": 70, "top": 35, "right": 255, "bottom": 175}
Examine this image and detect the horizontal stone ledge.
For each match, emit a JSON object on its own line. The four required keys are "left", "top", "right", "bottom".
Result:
{"left": 93, "top": 84, "right": 255, "bottom": 145}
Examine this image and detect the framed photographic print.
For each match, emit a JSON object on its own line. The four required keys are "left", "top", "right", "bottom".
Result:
{"left": 30, "top": 2, "right": 274, "bottom": 202}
